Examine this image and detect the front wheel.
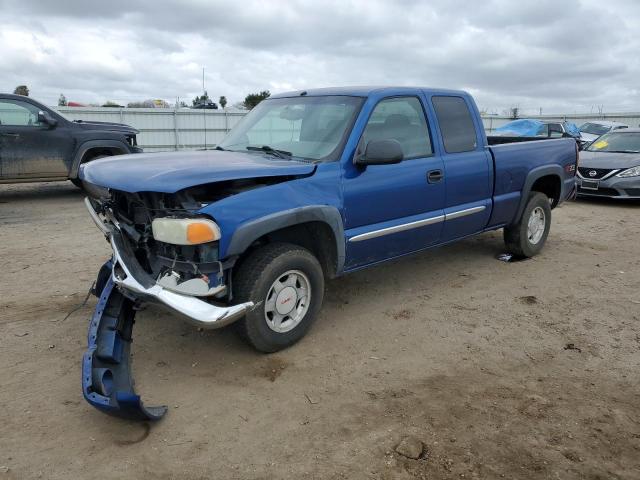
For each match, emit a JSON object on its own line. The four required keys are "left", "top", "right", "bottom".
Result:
{"left": 504, "top": 192, "right": 552, "bottom": 258}
{"left": 234, "top": 243, "right": 325, "bottom": 353}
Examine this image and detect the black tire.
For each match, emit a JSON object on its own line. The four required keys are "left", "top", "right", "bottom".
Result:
{"left": 70, "top": 154, "right": 109, "bottom": 189}
{"left": 234, "top": 243, "right": 325, "bottom": 353}
{"left": 504, "top": 192, "right": 552, "bottom": 258}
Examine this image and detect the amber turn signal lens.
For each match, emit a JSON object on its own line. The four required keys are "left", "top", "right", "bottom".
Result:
{"left": 152, "top": 218, "right": 221, "bottom": 245}
{"left": 186, "top": 222, "right": 216, "bottom": 244}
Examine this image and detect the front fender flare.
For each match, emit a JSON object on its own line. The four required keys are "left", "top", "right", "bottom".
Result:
{"left": 225, "top": 205, "right": 346, "bottom": 274}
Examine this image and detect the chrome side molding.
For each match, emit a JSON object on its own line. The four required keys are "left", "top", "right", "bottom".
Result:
{"left": 348, "top": 205, "right": 486, "bottom": 243}
{"left": 444, "top": 205, "right": 486, "bottom": 220}
{"left": 349, "top": 214, "right": 445, "bottom": 242}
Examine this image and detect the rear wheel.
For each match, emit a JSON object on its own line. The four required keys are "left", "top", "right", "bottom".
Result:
{"left": 504, "top": 192, "right": 551, "bottom": 258}
{"left": 234, "top": 243, "right": 324, "bottom": 353}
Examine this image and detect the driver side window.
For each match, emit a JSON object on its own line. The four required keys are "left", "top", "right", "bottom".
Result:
{"left": 361, "top": 97, "right": 433, "bottom": 160}
{"left": 0, "top": 100, "right": 43, "bottom": 127}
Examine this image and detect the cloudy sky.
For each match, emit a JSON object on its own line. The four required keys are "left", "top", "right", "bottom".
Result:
{"left": 1, "top": 0, "right": 639, "bottom": 114}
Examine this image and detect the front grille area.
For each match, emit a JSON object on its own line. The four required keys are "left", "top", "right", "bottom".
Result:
{"left": 107, "top": 190, "right": 220, "bottom": 277}
{"left": 577, "top": 186, "right": 619, "bottom": 197}
{"left": 578, "top": 167, "right": 614, "bottom": 179}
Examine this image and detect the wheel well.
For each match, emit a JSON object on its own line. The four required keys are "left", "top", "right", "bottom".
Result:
{"left": 240, "top": 221, "right": 338, "bottom": 278}
{"left": 531, "top": 175, "right": 561, "bottom": 208}
{"left": 80, "top": 147, "right": 122, "bottom": 163}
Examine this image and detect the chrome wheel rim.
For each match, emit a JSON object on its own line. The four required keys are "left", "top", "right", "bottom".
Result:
{"left": 264, "top": 270, "right": 311, "bottom": 333}
{"left": 527, "top": 207, "right": 546, "bottom": 245}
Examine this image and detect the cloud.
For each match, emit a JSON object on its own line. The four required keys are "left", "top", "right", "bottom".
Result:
{"left": 0, "top": 0, "right": 638, "bottom": 113}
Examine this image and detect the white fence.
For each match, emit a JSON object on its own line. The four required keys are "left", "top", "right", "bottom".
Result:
{"left": 54, "top": 106, "right": 640, "bottom": 151}
{"left": 56, "top": 106, "right": 246, "bottom": 152}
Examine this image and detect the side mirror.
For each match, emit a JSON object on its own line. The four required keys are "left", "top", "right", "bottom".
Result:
{"left": 38, "top": 111, "right": 58, "bottom": 128}
{"left": 356, "top": 139, "right": 403, "bottom": 166}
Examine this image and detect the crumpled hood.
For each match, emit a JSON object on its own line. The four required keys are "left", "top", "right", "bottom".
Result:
{"left": 74, "top": 120, "right": 139, "bottom": 135}
{"left": 579, "top": 151, "right": 640, "bottom": 170}
{"left": 80, "top": 150, "right": 316, "bottom": 193}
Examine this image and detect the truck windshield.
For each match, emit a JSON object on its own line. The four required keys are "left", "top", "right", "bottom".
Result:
{"left": 219, "top": 96, "right": 364, "bottom": 161}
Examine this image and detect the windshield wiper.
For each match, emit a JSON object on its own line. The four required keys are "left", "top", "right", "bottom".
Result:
{"left": 606, "top": 150, "right": 640, "bottom": 153}
{"left": 246, "top": 145, "right": 291, "bottom": 159}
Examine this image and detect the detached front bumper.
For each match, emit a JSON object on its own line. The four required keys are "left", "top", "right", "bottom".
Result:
{"left": 85, "top": 197, "right": 254, "bottom": 329}
{"left": 83, "top": 274, "right": 168, "bottom": 420}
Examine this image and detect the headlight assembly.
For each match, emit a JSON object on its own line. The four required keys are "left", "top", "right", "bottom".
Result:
{"left": 151, "top": 218, "right": 221, "bottom": 245}
{"left": 617, "top": 165, "right": 640, "bottom": 178}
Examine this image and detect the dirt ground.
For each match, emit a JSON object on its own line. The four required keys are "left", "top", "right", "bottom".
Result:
{"left": 0, "top": 182, "right": 639, "bottom": 480}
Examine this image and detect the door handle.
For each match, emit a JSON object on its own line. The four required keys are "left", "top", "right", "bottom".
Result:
{"left": 1, "top": 133, "right": 19, "bottom": 137}
{"left": 427, "top": 169, "right": 444, "bottom": 183}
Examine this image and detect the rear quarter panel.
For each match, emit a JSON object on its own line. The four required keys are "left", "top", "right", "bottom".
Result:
{"left": 488, "top": 138, "right": 577, "bottom": 226}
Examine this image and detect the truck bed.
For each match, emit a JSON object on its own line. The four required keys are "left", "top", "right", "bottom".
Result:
{"left": 486, "top": 137, "right": 577, "bottom": 227}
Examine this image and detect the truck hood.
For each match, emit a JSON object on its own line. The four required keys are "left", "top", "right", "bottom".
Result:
{"left": 74, "top": 120, "right": 139, "bottom": 135}
{"left": 80, "top": 150, "right": 316, "bottom": 193}
{"left": 579, "top": 151, "right": 640, "bottom": 169}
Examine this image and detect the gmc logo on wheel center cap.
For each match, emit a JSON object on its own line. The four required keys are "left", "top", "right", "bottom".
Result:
{"left": 588, "top": 170, "right": 597, "bottom": 177}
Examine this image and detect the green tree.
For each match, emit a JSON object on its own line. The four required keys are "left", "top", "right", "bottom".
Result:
{"left": 102, "top": 101, "right": 123, "bottom": 108}
{"left": 243, "top": 90, "right": 270, "bottom": 110}
{"left": 192, "top": 90, "right": 211, "bottom": 106}
{"left": 13, "top": 85, "right": 29, "bottom": 96}
{"left": 58, "top": 94, "right": 67, "bottom": 106}
{"left": 219, "top": 95, "right": 227, "bottom": 109}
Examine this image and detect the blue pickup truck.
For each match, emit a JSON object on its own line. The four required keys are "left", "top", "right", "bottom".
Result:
{"left": 80, "top": 87, "right": 577, "bottom": 419}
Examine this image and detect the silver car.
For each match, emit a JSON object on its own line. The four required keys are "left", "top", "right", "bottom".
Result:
{"left": 577, "top": 128, "right": 640, "bottom": 199}
{"left": 578, "top": 120, "right": 629, "bottom": 146}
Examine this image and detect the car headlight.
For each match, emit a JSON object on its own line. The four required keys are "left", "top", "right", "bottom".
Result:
{"left": 151, "top": 218, "right": 221, "bottom": 245}
{"left": 617, "top": 166, "right": 640, "bottom": 178}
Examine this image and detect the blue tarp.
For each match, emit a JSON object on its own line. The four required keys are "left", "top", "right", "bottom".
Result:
{"left": 495, "top": 119, "right": 582, "bottom": 138}
{"left": 564, "top": 122, "right": 580, "bottom": 137}
{"left": 495, "top": 119, "right": 545, "bottom": 136}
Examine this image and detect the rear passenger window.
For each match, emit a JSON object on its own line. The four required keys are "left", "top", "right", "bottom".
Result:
{"left": 432, "top": 96, "right": 477, "bottom": 153}
{"left": 361, "top": 97, "right": 432, "bottom": 159}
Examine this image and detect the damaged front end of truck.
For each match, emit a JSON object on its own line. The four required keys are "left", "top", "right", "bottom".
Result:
{"left": 82, "top": 189, "right": 255, "bottom": 420}
{"left": 79, "top": 151, "right": 316, "bottom": 420}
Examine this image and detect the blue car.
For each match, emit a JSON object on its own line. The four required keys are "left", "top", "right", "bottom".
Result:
{"left": 79, "top": 86, "right": 578, "bottom": 420}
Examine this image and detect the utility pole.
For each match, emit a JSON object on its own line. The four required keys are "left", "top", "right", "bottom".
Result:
{"left": 202, "top": 67, "right": 207, "bottom": 150}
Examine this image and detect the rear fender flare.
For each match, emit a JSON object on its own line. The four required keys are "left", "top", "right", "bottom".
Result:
{"left": 71, "top": 140, "right": 129, "bottom": 179}
{"left": 225, "top": 206, "right": 346, "bottom": 274}
{"left": 513, "top": 165, "right": 563, "bottom": 224}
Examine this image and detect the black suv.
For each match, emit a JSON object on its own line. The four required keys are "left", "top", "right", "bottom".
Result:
{"left": 0, "top": 94, "right": 141, "bottom": 186}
